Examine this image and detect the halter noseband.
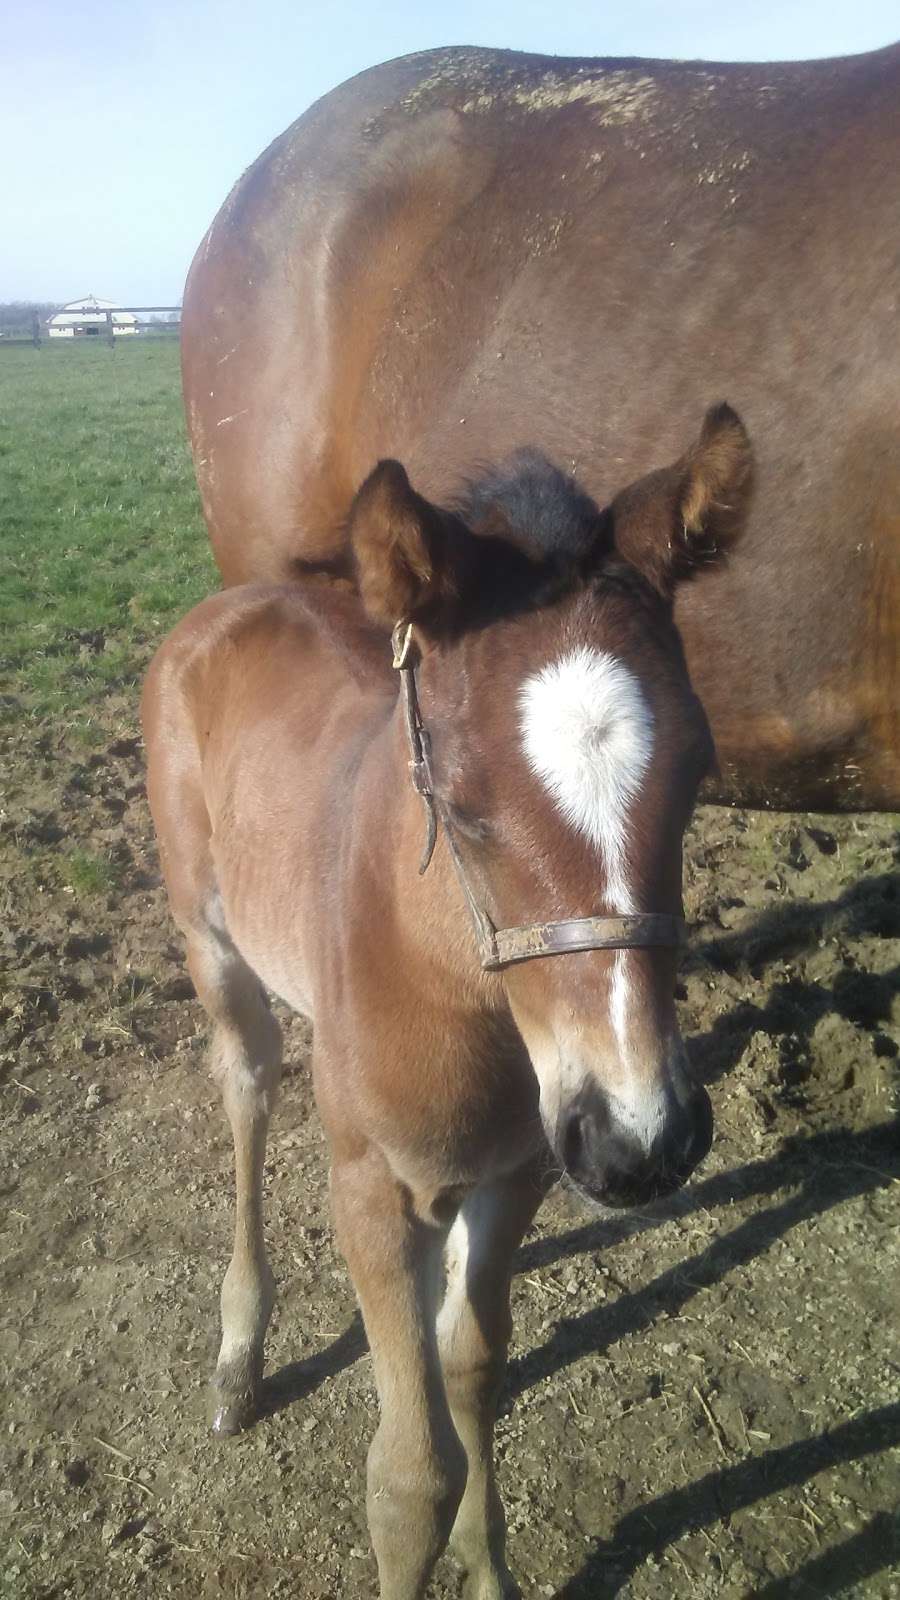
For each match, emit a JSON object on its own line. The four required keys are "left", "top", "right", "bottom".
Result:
{"left": 391, "top": 622, "right": 686, "bottom": 971}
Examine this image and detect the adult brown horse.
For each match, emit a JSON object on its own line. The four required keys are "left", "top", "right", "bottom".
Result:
{"left": 144, "top": 404, "right": 751, "bottom": 1599}
{"left": 182, "top": 42, "right": 900, "bottom": 811}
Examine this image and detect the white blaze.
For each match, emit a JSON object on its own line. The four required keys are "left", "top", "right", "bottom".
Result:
{"left": 519, "top": 647, "right": 658, "bottom": 1138}
{"left": 518, "top": 646, "right": 654, "bottom": 913}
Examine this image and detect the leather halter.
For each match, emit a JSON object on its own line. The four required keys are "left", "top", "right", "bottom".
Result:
{"left": 391, "top": 623, "right": 686, "bottom": 971}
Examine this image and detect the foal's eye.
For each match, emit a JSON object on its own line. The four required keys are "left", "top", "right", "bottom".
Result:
{"left": 445, "top": 802, "right": 492, "bottom": 844}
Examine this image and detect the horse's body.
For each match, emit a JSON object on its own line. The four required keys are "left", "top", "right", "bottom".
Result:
{"left": 144, "top": 410, "right": 750, "bottom": 1597}
{"left": 182, "top": 43, "right": 900, "bottom": 811}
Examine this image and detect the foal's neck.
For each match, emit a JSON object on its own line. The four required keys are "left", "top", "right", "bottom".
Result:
{"left": 350, "top": 696, "right": 500, "bottom": 1011}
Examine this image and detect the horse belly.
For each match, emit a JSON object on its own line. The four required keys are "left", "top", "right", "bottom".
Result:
{"left": 205, "top": 839, "right": 314, "bottom": 1017}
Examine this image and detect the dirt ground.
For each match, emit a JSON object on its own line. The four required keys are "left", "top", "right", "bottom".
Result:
{"left": 1, "top": 693, "right": 898, "bottom": 1600}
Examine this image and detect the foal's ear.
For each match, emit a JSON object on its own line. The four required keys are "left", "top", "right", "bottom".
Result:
{"left": 350, "top": 459, "right": 460, "bottom": 631}
{"left": 611, "top": 403, "right": 753, "bottom": 595}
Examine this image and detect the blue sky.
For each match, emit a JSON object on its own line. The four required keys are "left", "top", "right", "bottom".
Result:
{"left": 3, "top": 0, "right": 897, "bottom": 305}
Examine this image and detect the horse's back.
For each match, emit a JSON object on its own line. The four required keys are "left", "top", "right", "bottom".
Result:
{"left": 143, "top": 580, "right": 396, "bottom": 1010}
{"left": 143, "top": 583, "right": 393, "bottom": 824}
{"left": 183, "top": 42, "right": 899, "bottom": 576}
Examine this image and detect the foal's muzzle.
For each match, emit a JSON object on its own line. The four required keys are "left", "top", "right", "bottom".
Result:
{"left": 556, "top": 1080, "right": 713, "bottom": 1209}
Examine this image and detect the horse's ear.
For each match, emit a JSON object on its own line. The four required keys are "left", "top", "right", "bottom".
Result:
{"left": 611, "top": 403, "right": 753, "bottom": 594}
{"left": 350, "top": 459, "right": 460, "bottom": 631}
{"left": 679, "top": 402, "right": 753, "bottom": 545}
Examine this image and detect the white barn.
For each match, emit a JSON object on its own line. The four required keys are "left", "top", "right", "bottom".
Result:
{"left": 48, "top": 295, "right": 138, "bottom": 338}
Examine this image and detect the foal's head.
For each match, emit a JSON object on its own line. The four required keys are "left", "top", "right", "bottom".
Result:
{"left": 350, "top": 406, "right": 752, "bottom": 1208}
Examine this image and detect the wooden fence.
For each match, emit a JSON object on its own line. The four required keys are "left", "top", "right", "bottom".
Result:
{"left": 0, "top": 305, "right": 182, "bottom": 346}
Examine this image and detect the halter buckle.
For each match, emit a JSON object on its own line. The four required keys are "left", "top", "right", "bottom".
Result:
{"left": 392, "top": 621, "right": 415, "bottom": 670}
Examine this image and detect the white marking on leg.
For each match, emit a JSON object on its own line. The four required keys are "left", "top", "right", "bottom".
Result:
{"left": 437, "top": 1191, "right": 500, "bottom": 1349}
{"left": 519, "top": 646, "right": 653, "bottom": 912}
{"left": 438, "top": 1208, "right": 471, "bottom": 1350}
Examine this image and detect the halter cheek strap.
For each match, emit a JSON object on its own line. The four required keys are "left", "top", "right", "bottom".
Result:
{"left": 390, "top": 621, "right": 686, "bottom": 971}
{"left": 392, "top": 621, "right": 438, "bottom": 873}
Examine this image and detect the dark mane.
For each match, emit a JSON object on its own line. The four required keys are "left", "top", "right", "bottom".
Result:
{"left": 455, "top": 449, "right": 602, "bottom": 563}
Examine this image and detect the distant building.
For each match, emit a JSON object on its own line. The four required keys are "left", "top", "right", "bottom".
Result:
{"left": 48, "top": 295, "right": 138, "bottom": 338}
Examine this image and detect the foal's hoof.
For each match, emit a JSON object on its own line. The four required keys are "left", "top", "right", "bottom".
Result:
{"left": 212, "top": 1393, "right": 258, "bottom": 1435}
{"left": 459, "top": 1562, "right": 522, "bottom": 1600}
{"left": 212, "top": 1351, "right": 263, "bottom": 1435}
{"left": 462, "top": 1576, "right": 522, "bottom": 1600}
{"left": 211, "top": 1376, "right": 260, "bottom": 1436}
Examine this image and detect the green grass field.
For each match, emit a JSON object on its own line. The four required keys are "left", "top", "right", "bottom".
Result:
{"left": 0, "top": 341, "right": 215, "bottom": 733}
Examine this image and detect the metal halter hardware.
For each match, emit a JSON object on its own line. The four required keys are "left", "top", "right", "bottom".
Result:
{"left": 391, "top": 622, "right": 686, "bottom": 972}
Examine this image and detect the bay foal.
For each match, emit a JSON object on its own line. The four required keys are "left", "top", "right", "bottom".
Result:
{"left": 143, "top": 404, "right": 751, "bottom": 1599}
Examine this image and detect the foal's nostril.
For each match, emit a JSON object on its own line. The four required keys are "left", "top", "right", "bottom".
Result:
{"left": 656, "top": 1083, "right": 713, "bottom": 1184}
{"left": 557, "top": 1086, "right": 612, "bottom": 1179}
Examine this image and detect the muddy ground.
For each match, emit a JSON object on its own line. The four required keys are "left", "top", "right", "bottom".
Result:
{"left": 1, "top": 695, "right": 898, "bottom": 1600}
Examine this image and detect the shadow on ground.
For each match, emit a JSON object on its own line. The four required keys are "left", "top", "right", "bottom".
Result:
{"left": 557, "top": 1409, "right": 900, "bottom": 1598}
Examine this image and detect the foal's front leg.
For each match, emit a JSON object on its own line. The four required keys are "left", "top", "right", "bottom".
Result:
{"left": 437, "top": 1169, "right": 544, "bottom": 1600}
{"left": 331, "top": 1145, "right": 467, "bottom": 1600}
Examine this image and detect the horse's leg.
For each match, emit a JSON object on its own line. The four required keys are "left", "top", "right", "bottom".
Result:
{"left": 145, "top": 709, "right": 283, "bottom": 1434}
{"left": 331, "top": 1143, "right": 467, "bottom": 1600}
{"left": 437, "top": 1169, "right": 545, "bottom": 1600}
{"left": 185, "top": 917, "right": 282, "bottom": 1435}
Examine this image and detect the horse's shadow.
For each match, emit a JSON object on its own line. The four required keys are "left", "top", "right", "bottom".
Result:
{"left": 744, "top": 1510, "right": 900, "bottom": 1600}
{"left": 505, "top": 1118, "right": 898, "bottom": 1403}
{"left": 258, "top": 1122, "right": 898, "bottom": 1420}
{"left": 685, "top": 867, "right": 899, "bottom": 1090}
{"left": 557, "top": 1406, "right": 900, "bottom": 1599}
{"left": 686, "top": 866, "right": 899, "bottom": 981}
{"left": 517, "top": 1107, "right": 898, "bottom": 1596}
{"left": 258, "top": 1312, "right": 366, "bottom": 1418}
